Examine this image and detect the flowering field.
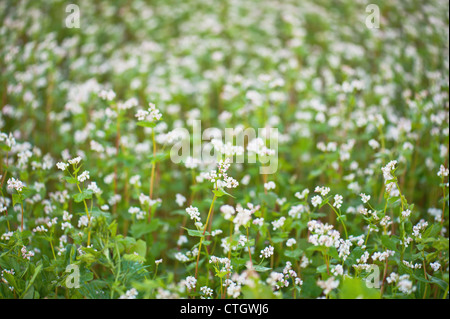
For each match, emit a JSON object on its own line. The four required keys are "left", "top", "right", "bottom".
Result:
{"left": 0, "top": 0, "right": 449, "bottom": 300}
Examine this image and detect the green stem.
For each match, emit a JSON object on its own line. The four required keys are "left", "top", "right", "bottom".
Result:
{"left": 195, "top": 194, "right": 217, "bottom": 281}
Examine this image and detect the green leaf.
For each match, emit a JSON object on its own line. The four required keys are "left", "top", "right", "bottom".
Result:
{"left": 12, "top": 193, "right": 22, "bottom": 206}
{"left": 73, "top": 189, "right": 93, "bottom": 203}
{"left": 21, "top": 264, "right": 43, "bottom": 299}
{"left": 381, "top": 235, "right": 398, "bottom": 251}
{"left": 137, "top": 121, "right": 156, "bottom": 128}
{"left": 253, "top": 265, "right": 272, "bottom": 272}
{"left": 338, "top": 277, "right": 380, "bottom": 299}
{"left": 182, "top": 227, "right": 210, "bottom": 238}
{"left": 284, "top": 249, "right": 303, "bottom": 259}
{"left": 130, "top": 220, "right": 160, "bottom": 238}
{"left": 149, "top": 152, "right": 169, "bottom": 163}
{"left": 63, "top": 176, "right": 78, "bottom": 184}
{"left": 213, "top": 188, "right": 235, "bottom": 198}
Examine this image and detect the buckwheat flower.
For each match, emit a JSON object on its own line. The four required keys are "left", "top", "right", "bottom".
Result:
{"left": 56, "top": 162, "right": 68, "bottom": 171}
{"left": 402, "top": 260, "right": 422, "bottom": 269}
{"left": 430, "top": 261, "right": 441, "bottom": 272}
{"left": 147, "top": 103, "right": 162, "bottom": 121}
{"left": 314, "top": 186, "right": 330, "bottom": 196}
{"left": 78, "top": 215, "right": 89, "bottom": 228}
{"left": 264, "top": 181, "right": 276, "bottom": 191}
{"left": 260, "top": 245, "right": 274, "bottom": 259}
{"left": 21, "top": 246, "right": 34, "bottom": 260}
{"left": 68, "top": 156, "right": 82, "bottom": 165}
{"left": 241, "top": 174, "right": 251, "bottom": 185}
{"left": 174, "top": 252, "right": 190, "bottom": 262}
{"left": 368, "top": 139, "right": 380, "bottom": 150}
{"left": 211, "top": 230, "right": 223, "bottom": 236}
{"left": 437, "top": 164, "right": 449, "bottom": 177}
{"left": 227, "top": 281, "right": 241, "bottom": 298}
{"left": 220, "top": 205, "right": 235, "bottom": 220}
{"left": 397, "top": 275, "right": 416, "bottom": 295}
{"left": 61, "top": 222, "right": 73, "bottom": 230}
{"left": 1, "top": 231, "right": 14, "bottom": 241}
{"left": 360, "top": 193, "right": 371, "bottom": 203}
{"left": 288, "top": 204, "right": 304, "bottom": 218}
{"left": 176, "top": 235, "right": 188, "bottom": 247}
{"left": 338, "top": 239, "right": 352, "bottom": 261}
{"left": 311, "top": 195, "right": 322, "bottom": 207}
{"left": 333, "top": 194, "right": 343, "bottom": 209}
{"left": 186, "top": 205, "right": 201, "bottom": 222}
{"left": 7, "top": 177, "right": 25, "bottom": 192}
{"left": 200, "top": 286, "right": 213, "bottom": 299}
{"left": 77, "top": 171, "right": 90, "bottom": 183}
{"left": 286, "top": 238, "right": 296, "bottom": 247}
{"left": 386, "top": 272, "right": 399, "bottom": 284}
{"left": 119, "top": 288, "right": 138, "bottom": 299}
{"left": 332, "top": 264, "right": 344, "bottom": 276}
{"left": 135, "top": 109, "right": 149, "bottom": 121}
{"left": 33, "top": 225, "right": 48, "bottom": 233}
{"left": 175, "top": 193, "right": 186, "bottom": 207}
{"left": 247, "top": 137, "right": 276, "bottom": 157}
{"left": 372, "top": 250, "right": 395, "bottom": 262}
{"left": 253, "top": 217, "right": 264, "bottom": 227}
{"left": 317, "top": 277, "right": 339, "bottom": 295}
{"left": 272, "top": 217, "right": 286, "bottom": 230}
{"left": 233, "top": 205, "right": 253, "bottom": 230}
{"left": 412, "top": 219, "right": 428, "bottom": 238}
{"left": 184, "top": 276, "right": 197, "bottom": 290}
{"left": 300, "top": 255, "right": 311, "bottom": 268}
{"left": 129, "top": 175, "right": 141, "bottom": 187}
{"left": 295, "top": 189, "right": 309, "bottom": 200}
{"left": 98, "top": 89, "right": 116, "bottom": 101}
{"left": 401, "top": 209, "right": 411, "bottom": 219}
{"left": 381, "top": 160, "right": 397, "bottom": 192}
{"left": 87, "top": 182, "right": 101, "bottom": 194}
{"left": 427, "top": 207, "right": 442, "bottom": 222}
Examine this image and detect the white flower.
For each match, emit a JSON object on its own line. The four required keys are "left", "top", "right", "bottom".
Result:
{"left": 87, "top": 182, "right": 101, "bottom": 194}
{"left": 272, "top": 217, "right": 286, "bottom": 230}
{"left": 7, "top": 177, "right": 25, "bottom": 192}
{"left": 68, "top": 156, "right": 82, "bottom": 165}
{"left": 119, "top": 288, "right": 138, "bottom": 299}
{"left": 360, "top": 193, "right": 371, "bottom": 203}
{"left": 77, "top": 171, "right": 90, "bottom": 183}
{"left": 401, "top": 209, "right": 411, "bottom": 219}
{"left": 437, "top": 164, "right": 449, "bottom": 177}
{"left": 286, "top": 238, "right": 297, "bottom": 247}
{"left": 200, "top": 286, "right": 213, "bottom": 298}
{"left": 317, "top": 277, "right": 339, "bottom": 295}
{"left": 368, "top": 139, "right": 380, "bottom": 150}
{"left": 186, "top": 206, "right": 201, "bottom": 222}
{"left": 56, "top": 162, "right": 68, "bottom": 171}
{"left": 314, "top": 186, "right": 330, "bottom": 196}
{"left": 78, "top": 215, "right": 90, "bottom": 228}
{"left": 333, "top": 194, "right": 343, "bottom": 209}
{"left": 295, "top": 189, "right": 309, "bottom": 200}
{"left": 397, "top": 275, "right": 416, "bottom": 295}
{"left": 21, "top": 246, "right": 34, "bottom": 260}
{"left": 430, "top": 261, "right": 441, "bottom": 272}
{"left": 311, "top": 195, "right": 322, "bottom": 207}
{"left": 184, "top": 276, "right": 197, "bottom": 290}
{"left": 264, "top": 181, "right": 276, "bottom": 191}
{"left": 260, "top": 245, "right": 274, "bottom": 259}
{"left": 175, "top": 193, "right": 187, "bottom": 207}
{"left": 220, "top": 205, "right": 236, "bottom": 220}
{"left": 98, "top": 89, "right": 116, "bottom": 101}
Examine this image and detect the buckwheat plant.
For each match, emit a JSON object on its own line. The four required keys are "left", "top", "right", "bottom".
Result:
{"left": 0, "top": 0, "right": 448, "bottom": 300}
